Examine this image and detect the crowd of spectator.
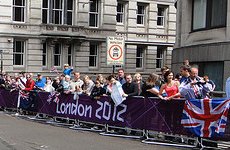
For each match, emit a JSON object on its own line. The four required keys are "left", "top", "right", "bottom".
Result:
{"left": 0, "top": 60, "right": 216, "bottom": 101}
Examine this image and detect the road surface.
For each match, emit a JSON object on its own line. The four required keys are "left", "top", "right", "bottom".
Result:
{"left": 0, "top": 111, "right": 184, "bottom": 150}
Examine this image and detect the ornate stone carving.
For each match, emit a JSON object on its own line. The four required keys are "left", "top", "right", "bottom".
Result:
{"left": 13, "top": 24, "right": 27, "bottom": 29}
{"left": 57, "top": 26, "right": 69, "bottom": 31}
{"left": 45, "top": 25, "right": 54, "bottom": 30}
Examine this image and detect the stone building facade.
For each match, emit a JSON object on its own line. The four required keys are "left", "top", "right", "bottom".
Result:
{"left": 173, "top": 0, "right": 228, "bottom": 90}
{"left": 0, "top": 0, "right": 176, "bottom": 77}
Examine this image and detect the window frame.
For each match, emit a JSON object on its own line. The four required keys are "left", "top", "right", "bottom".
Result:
{"left": 157, "top": 5, "right": 167, "bottom": 27}
{"left": 12, "top": 0, "right": 26, "bottom": 22}
{"left": 117, "top": 2, "right": 124, "bottom": 24}
{"left": 89, "top": 43, "right": 98, "bottom": 68}
{"left": 192, "top": 0, "right": 227, "bottom": 32}
{"left": 53, "top": 43, "right": 62, "bottom": 67}
{"left": 13, "top": 40, "right": 25, "bottom": 66}
{"left": 42, "top": 0, "right": 74, "bottom": 25}
{"left": 156, "top": 46, "right": 165, "bottom": 69}
{"left": 136, "top": 3, "right": 145, "bottom": 25}
{"left": 67, "top": 44, "right": 73, "bottom": 66}
{"left": 136, "top": 45, "right": 144, "bottom": 69}
{"left": 89, "top": 0, "right": 99, "bottom": 28}
{"left": 42, "top": 42, "right": 47, "bottom": 67}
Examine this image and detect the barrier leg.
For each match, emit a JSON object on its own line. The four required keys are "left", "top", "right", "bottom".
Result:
{"left": 142, "top": 131, "right": 196, "bottom": 148}
{"left": 46, "top": 116, "right": 74, "bottom": 127}
{"left": 100, "top": 125, "right": 143, "bottom": 139}
{"left": 69, "top": 120, "right": 104, "bottom": 132}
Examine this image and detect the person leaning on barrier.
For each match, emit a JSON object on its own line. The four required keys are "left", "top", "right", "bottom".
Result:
{"left": 35, "top": 73, "right": 46, "bottom": 91}
{"left": 70, "top": 72, "right": 84, "bottom": 94}
{"left": 122, "top": 74, "right": 138, "bottom": 97}
{"left": 62, "top": 75, "right": 71, "bottom": 94}
{"left": 52, "top": 77, "right": 64, "bottom": 93}
{"left": 158, "top": 71, "right": 181, "bottom": 100}
{"left": 141, "top": 73, "right": 160, "bottom": 97}
{"left": 104, "top": 74, "right": 122, "bottom": 95}
{"left": 90, "top": 80, "right": 106, "bottom": 100}
{"left": 96, "top": 74, "right": 106, "bottom": 87}
{"left": 44, "top": 77, "right": 55, "bottom": 93}
{"left": 23, "top": 73, "right": 35, "bottom": 92}
{"left": 133, "top": 73, "right": 144, "bottom": 96}
{"left": 82, "top": 75, "right": 95, "bottom": 96}
{"left": 179, "top": 67, "right": 212, "bottom": 99}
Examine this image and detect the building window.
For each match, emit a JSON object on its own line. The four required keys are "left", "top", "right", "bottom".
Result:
{"left": 42, "top": 0, "right": 73, "bottom": 25}
{"left": 67, "top": 45, "right": 72, "bottom": 66}
{"left": 54, "top": 43, "right": 61, "bottom": 66}
{"left": 136, "top": 46, "right": 144, "bottom": 68}
{"left": 13, "top": 0, "right": 26, "bottom": 22}
{"left": 89, "top": 0, "right": 99, "bottom": 27}
{"left": 137, "top": 4, "right": 145, "bottom": 25}
{"left": 192, "top": 0, "right": 227, "bottom": 31}
{"left": 42, "top": 43, "right": 47, "bottom": 66}
{"left": 13, "top": 40, "right": 25, "bottom": 66}
{"left": 157, "top": 5, "right": 167, "bottom": 26}
{"left": 156, "top": 46, "right": 165, "bottom": 69}
{"left": 89, "top": 43, "right": 98, "bottom": 67}
{"left": 117, "top": 2, "right": 124, "bottom": 24}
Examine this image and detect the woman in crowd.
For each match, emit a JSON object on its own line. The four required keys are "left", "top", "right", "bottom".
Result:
{"left": 44, "top": 77, "right": 55, "bottom": 92}
{"left": 52, "top": 77, "right": 64, "bottom": 93}
{"left": 133, "top": 73, "right": 144, "bottom": 96}
{"left": 82, "top": 75, "right": 95, "bottom": 96}
{"left": 141, "top": 73, "right": 160, "bottom": 97}
{"left": 158, "top": 71, "right": 180, "bottom": 100}
{"left": 96, "top": 74, "right": 106, "bottom": 87}
{"left": 90, "top": 80, "right": 106, "bottom": 100}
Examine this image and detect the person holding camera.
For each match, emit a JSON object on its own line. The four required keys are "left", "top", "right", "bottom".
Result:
{"left": 179, "top": 67, "right": 212, "bottom": 99}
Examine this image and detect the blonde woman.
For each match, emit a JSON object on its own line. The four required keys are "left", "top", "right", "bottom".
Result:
{"left": 142, "top": 73, "right": 160, "bottom": 97}
{"left": 133, "top": 73, "right": 143, "bottom": 96}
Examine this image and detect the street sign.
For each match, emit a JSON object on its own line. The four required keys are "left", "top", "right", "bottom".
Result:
{"left": 106, "top": 37, "right": 125, "bottom": 65}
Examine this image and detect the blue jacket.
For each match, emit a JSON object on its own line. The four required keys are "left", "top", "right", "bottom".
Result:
{"left": 35, "top": 77, "right": 46, "bottom": 89}
{"left": 63, "top": 68, "right": 73, "bottom": 76}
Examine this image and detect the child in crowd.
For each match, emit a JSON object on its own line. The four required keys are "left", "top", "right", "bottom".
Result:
{"left": 63, "top": 64, "right": 73, "bottom": 76}
{"left": 90, "top": 80, "right": 106, "bottom": 100}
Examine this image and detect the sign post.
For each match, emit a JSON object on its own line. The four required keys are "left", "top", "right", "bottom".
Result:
{"left": 106, "top": 37, "right": 125, "bottom": 73}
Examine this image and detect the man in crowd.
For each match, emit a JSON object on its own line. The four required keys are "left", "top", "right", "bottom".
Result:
{"left": 122, "top": 74, "right": 138, "bottom": 97}
{"left": 117, "top": 68, "right": 126, "bottom": 85}
{"left": 70, "top": 72, "right": 84, "bottom": 93}
{"left": 179, "top": 67, "right": 212, "bottom": 99}
{"left": 23, "top": 73, "right": 35, "bottom": 91}
{"left": 158, "top": 66, "right": 169, "bottom": 86}
{"left": 18, "top": 71, "right": 27, "bottom": 89}
{"left": 180, "top": 65, "right": 191, "bottom": 83}
{"left": 35, "top": 73, "right": 46, "bottom": 90}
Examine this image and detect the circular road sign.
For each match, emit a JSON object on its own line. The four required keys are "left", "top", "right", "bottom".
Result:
{"left": 108, "top": 45, "right": 123, "bottom": 60}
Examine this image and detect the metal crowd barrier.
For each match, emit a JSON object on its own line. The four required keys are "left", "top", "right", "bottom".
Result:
{"left": 0, "top": 89, "right": 230, "bottom": 149}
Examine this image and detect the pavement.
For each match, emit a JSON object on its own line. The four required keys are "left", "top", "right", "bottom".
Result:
{"left": 0, "top": 111, "right": 185, "bottom": 150}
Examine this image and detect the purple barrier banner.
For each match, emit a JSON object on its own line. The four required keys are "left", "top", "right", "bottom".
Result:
{"left": 0, "top": 89, "right": 229, "bottom": 141}
{"left": 0, "top": 89, "right": 18, "bottom": 108}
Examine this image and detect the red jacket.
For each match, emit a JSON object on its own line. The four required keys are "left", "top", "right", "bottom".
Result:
{"left": 24, "top": 78, "right": 35, "bottom": 91}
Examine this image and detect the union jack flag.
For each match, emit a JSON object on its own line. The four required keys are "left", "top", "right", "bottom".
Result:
{"left": 47, "top": 92, "right": 60, "bottom": 103}
{"left": 181, "top": 98, "right": 230, "bottom": 138}
{"left": 50, "top": 66, "right": 59, "bottom": 74}
{"left": 19, "top": 90, "right": 29, "bottom": 99}
{"left": 18, "top": 90, "right": 31, "bottom": 109}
